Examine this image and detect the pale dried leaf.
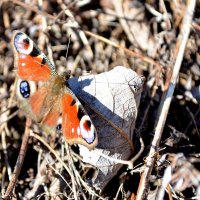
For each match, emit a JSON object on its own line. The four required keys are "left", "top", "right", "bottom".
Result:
{"left": 69, "top": 66, "right": 144, "bottom": 190}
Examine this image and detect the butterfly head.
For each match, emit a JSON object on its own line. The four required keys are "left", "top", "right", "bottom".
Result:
{"left": 60, "top": 70, "right": 71, "bottom": 87}
{"left": 62, "top": 70, "right": 71, "bottom": 81}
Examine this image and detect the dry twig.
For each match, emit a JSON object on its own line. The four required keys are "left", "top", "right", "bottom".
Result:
{"left": 136, "top": 1, "right": 196, "bottom": 199}
{"left": 3, "top": 118, "right": 32, "bottom": 200}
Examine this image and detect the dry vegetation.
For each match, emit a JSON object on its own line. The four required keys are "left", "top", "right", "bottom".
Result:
{"left": 0, "top": 0, "right": 200, "bottom": 199}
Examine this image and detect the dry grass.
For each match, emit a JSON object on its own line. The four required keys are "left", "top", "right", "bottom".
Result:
{"left": 1, "top": 0, "right": 200, "bottom": 199}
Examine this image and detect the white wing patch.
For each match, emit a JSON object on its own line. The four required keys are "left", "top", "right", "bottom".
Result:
{"left": 14, "top": 33, "right": 33, "bottom": 55}
{"left": 80, "top": 115, "right": 95, "bottom": 144}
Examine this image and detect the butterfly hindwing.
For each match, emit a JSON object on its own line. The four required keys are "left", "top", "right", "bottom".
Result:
{"left": 62, "top": 88, "right": 97, "bottom": 149}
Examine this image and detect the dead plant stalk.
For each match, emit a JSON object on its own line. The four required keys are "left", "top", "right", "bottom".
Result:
{"left": 136, "top": 0, "right": 196, "bottom": 199}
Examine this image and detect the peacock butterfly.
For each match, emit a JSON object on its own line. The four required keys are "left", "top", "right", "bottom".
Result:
{"left": 11, "top": 31, "right": 98, "bottom": 150}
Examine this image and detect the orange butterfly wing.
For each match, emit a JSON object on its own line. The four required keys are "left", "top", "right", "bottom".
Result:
{"left": 12, "top": 31, "right": 56, "bottom": 81}
{"left": 62, "top": 91, "right": 97, "bottom": 149}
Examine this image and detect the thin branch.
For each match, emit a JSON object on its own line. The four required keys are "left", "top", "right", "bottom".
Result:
{"left": 8, "top": 0, "right": 55, "bottom": 20}
{"left": 84, "top": 30, "right": 162, "bottom": 70}
{"left": 30, "top": 132, "right": 78, "bottom": 200}
{"left": 136, "top": 1, "right": 196, "bottom": 199}
{"left": 3, "top": 118, "right": 32, "bottom": 200}
{"left": 5, "top": 0, "right": 162, "bottom": 69}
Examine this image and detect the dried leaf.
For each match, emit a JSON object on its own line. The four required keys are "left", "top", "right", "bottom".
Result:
{"left": 68, "top": 66, "right": 145, "bottom": 190}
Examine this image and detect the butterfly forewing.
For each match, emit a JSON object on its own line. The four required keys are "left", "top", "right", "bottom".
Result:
{"left": 12, "top": 31, "right": 57, "bottom": 81}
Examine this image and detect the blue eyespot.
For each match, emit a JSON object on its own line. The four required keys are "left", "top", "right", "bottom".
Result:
{"left": 19, "top": 80, "right": 30, "bottom": 98}
{"left": 56, "top": 124, "right": 62, "bottom": 131}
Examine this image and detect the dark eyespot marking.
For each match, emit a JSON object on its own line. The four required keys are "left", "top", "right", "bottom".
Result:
{"left": 21, "top": 38, "right": 31, "bottom": 51}
{"left": 30, "top": 45, "right": 40, "bottom": 57}
{"left": 19, "top": 81, "right": 30, "bottom": 98}
{"left": 70, "top": 99, "right": 76, "bottom": 106}
{"left": 84, "top": 120, "right": 91, "bottom": 131}
{"left": 56, "top": 124, "right": 62, "bottom": 131}
{"left": 23, "top": 38, "right": 30, "bottom": 45}
{"left": 41, "top": 57, "right": 46, "bottom": 65}
{"left": 77, "top": 108, "right": 85, "bottom": 120}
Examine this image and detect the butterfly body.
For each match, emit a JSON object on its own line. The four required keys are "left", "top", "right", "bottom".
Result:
{"left": 12, "top": 31, "right": 97, "bottom": 149}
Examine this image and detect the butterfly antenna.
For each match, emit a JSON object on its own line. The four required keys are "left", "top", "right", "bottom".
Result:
{"left": 65, "top": 34, "right": 71, "bottom": 66}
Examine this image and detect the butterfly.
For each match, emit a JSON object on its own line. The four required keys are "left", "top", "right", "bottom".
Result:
{"left": 11, "top": 31, "right": 98, "bottom": 150}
